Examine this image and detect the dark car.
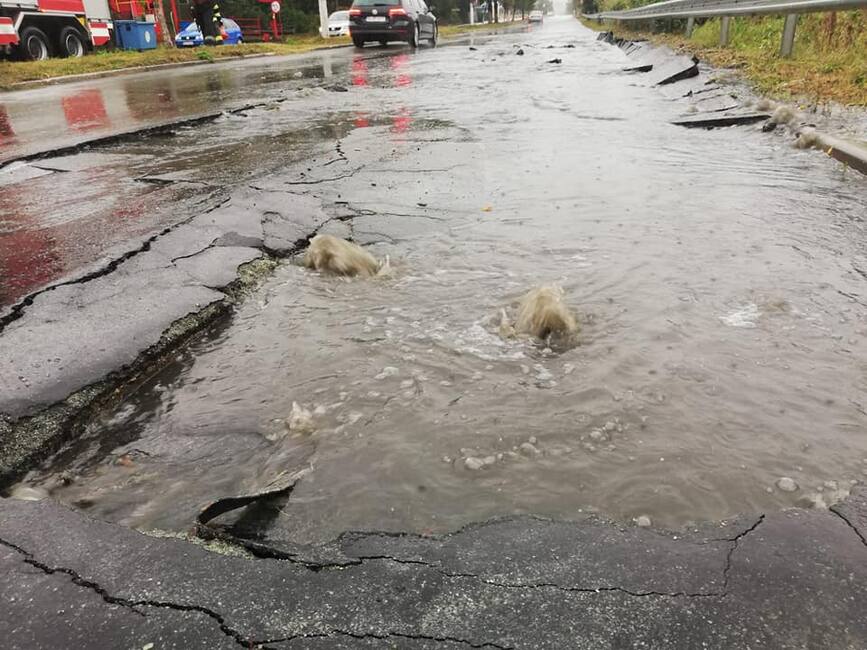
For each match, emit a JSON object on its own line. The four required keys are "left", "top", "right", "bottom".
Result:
{"left": 349, "top": 0, "right": 437, "bottom": 48}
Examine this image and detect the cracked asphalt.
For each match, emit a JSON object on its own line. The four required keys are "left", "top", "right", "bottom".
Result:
{"left": 1, "top": 490, "right": 866, "bottom": 648}
{"left": 2, "top": 15, "right": 867, "bottom": 649}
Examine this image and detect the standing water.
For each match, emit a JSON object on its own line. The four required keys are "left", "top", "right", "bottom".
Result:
{"left": 16, "top": 18, "right": 867, "bottom": 545}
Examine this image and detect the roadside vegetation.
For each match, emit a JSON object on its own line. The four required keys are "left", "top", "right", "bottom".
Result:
{"left": 0, "top": 23, "right": 499, "bottom": 90}
{"left": 581, "top": 10, "right": 867, "bottom": 105}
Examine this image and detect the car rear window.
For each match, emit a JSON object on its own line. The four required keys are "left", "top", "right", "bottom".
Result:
{"left": 352, "top": 0, "right": 400, "bottom": 5}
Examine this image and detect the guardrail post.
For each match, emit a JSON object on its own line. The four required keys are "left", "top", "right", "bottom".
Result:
{"left": 719, "top": 16, "right": 731, "bottom": 47}
{"left": 685, "top": 16, "right": 695, "bottom": 37}
{"left": 780, "top": 14, "right": 798, "bottom": 57}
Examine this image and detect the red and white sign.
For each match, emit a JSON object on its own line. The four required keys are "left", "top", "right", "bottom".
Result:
{"left": 270, "top": 1, "right": 280, "bottom": 12}
{"left": 88, "top": 21, "right": 111, "bottom": 46}
{"left": 0, "top": 17, "right": 18, "bottom": 46}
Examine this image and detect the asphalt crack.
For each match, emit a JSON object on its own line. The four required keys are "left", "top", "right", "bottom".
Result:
{"left": 170, "top": 238, "right": 221, "bottom": 263}
{"left": 2, "top": 532, "right": 511, "bottom": 649}
{"left": 322, "top": 139, "right": 349, "bottom": 167}
{"left": 352, "top": 555, "right": 721, "bottom": 598}
{"left": 284, "top": 169, "right": 361, "bottom": 185}
{"left": 0, "top": 193, "right": 231, "bottom": 335}
{"left": 197, "top": 527, "right": 724, "bottom": 599}
{"left": 0, "top": 535, "right": 254, "bottom": 648}
{"left": 135, "top": 176, "right": 220, "bottom": 188}
{"left": 261, "top": 629, "right": 513, "bottom": 649}
{"left": 829, "top": 506, "right": 867, "bottom": 548}
{"left": 722, "top": 514, "right": 765, "bottom": 591}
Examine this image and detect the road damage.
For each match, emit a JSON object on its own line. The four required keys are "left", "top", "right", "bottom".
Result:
{"left": 2, "top": 17, "right": 867, "bottom": 649}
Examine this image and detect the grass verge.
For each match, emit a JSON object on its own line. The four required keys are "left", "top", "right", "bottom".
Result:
{"left": 0, "top": 21, "right": 517, "bottom": 90}
{"left": 581, "top": 13, "right": 867, "bottom": 106}
{"left": 0, "top": 37, "right": 348, "bottom": 90}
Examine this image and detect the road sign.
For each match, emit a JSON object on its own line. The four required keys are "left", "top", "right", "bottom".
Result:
{"left": 271, "top": 1, "right": 280, "bottom": 12}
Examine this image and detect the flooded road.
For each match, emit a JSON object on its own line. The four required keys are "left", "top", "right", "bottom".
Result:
{"left": 0, "top": 45, "right": 432, "bottom": 306}
{"left": 9, "top": 17, "right": 867, "bottom": 545}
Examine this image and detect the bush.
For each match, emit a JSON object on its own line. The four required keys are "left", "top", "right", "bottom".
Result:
{"left": 281, "top": 7, "right": 320, "bottom": 33}
{"left": 218, "top": 0, "right": 320, "bottom": 35}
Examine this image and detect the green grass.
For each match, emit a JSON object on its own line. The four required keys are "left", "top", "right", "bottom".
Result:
{"left": 582, "top": 12, "right": 867, "bottom": 105}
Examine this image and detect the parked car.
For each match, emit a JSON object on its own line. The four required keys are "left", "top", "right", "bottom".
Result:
{"left": 175, "top": 18, "right": 243, "bottom": 47}
{"left": 348, "top": 0, "right": 437, "bottom": 48}
{"left": 528, "top": 9, "right": 543, "bottom": 22}
{"left": 327, "top": 10, "right": 351, "bottom": 36}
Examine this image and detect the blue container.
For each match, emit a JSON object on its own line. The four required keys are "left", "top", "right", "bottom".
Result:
{"left": 115, "top": 20, "right": 157, "bottom": 51}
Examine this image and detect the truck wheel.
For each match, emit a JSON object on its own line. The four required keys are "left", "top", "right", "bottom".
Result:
{"left": 18, "top": 26, "right": 51, "bottom": 61}
{"left": 59, "top": 27, "right": 87, "bottom": 58}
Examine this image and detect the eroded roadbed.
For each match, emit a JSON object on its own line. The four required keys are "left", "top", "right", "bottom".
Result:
{"left": 1, "top": 491, "right": 866, "bottom": 648}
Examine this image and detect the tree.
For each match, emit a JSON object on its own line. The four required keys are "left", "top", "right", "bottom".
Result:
{"left": 153, "top": 0, "right": 174, "bottom": 43}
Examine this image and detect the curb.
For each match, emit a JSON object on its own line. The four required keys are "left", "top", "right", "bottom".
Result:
{"left": 5, "top": 53, "right": 279, "bottom": 90}
{"left": 813, "top": 131, "right": 867, "bottom": 175}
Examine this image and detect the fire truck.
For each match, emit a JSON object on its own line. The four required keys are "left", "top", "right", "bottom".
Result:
{"left": 0, "top": 0, "right": 112, "bottom": 60}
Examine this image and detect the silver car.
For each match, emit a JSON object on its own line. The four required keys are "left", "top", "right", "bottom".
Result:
{"left": 328, "top": 10, "right": 351, "bottom": 36}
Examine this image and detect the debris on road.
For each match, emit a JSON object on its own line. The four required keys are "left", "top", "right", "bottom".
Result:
{"left": 671, "top": 112, "right": 772, "bottom": 128}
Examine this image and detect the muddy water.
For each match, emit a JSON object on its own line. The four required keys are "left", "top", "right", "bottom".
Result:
{"left": 18, "top": 18, "right": 867, "bottom": 543}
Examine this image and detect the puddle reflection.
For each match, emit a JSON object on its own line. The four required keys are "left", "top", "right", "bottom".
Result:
{"left": 0, "top": 222, "right": 62, "bottom": 305}
{"left": 391, "top": 106, "right": 412, "bottom": 133}
{"left": 391, "top": 53, "right": 412, "bottom": 87}
{"left": 61, "top": 90, "right": 111, "bottom": 133}
{"left": 0, "top": 106, "right": 15, "bottom": 147}
{"left": 352, "top": 56, "right": 369, "bottom": 87}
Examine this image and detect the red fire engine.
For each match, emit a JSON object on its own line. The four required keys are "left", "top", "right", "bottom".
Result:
{"left": 0, "top": 0, "right": 112, "bottom": 60}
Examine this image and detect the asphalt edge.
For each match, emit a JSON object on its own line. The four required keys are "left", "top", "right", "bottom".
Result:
{"left": 0, "top": 22, "right": 524, "bottom": 95}
{"left": 4, "top": 52, "right": 281, "bottom": 91}
{"left": 594, "top": 28, "right": 867, "bottom": 177}
{"left": 0, "top": 256, "right": 282, "bottom": 490}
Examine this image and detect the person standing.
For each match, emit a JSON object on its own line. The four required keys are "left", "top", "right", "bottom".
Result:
{"left": 191, "top": 0, "right": 224, "bottom": 44}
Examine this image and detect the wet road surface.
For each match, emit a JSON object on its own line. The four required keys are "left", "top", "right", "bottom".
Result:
{"left": 0, "top": 43, "right": 450, "bottom": 306}
{"left": 4, "top": 18, "right": 867, "bottom": 546}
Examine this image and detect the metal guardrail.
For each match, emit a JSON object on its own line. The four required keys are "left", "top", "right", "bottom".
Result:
{"left": 586, "top": 0, "right": 867, "bottom": 20}
{"left": 584, "top": 0, "right": 867, "bottom": 56}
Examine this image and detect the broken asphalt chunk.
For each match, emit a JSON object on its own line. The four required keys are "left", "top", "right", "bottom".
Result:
{"left": 647, "top": 55, "right": 700, "bottom": 86}
{"left": 671, "top": 112, "right": 772, "bottom": 129}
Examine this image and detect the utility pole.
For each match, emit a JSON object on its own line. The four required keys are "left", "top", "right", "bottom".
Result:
{"left": 318, "top": 0, "right": 329, "bottom": 37}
